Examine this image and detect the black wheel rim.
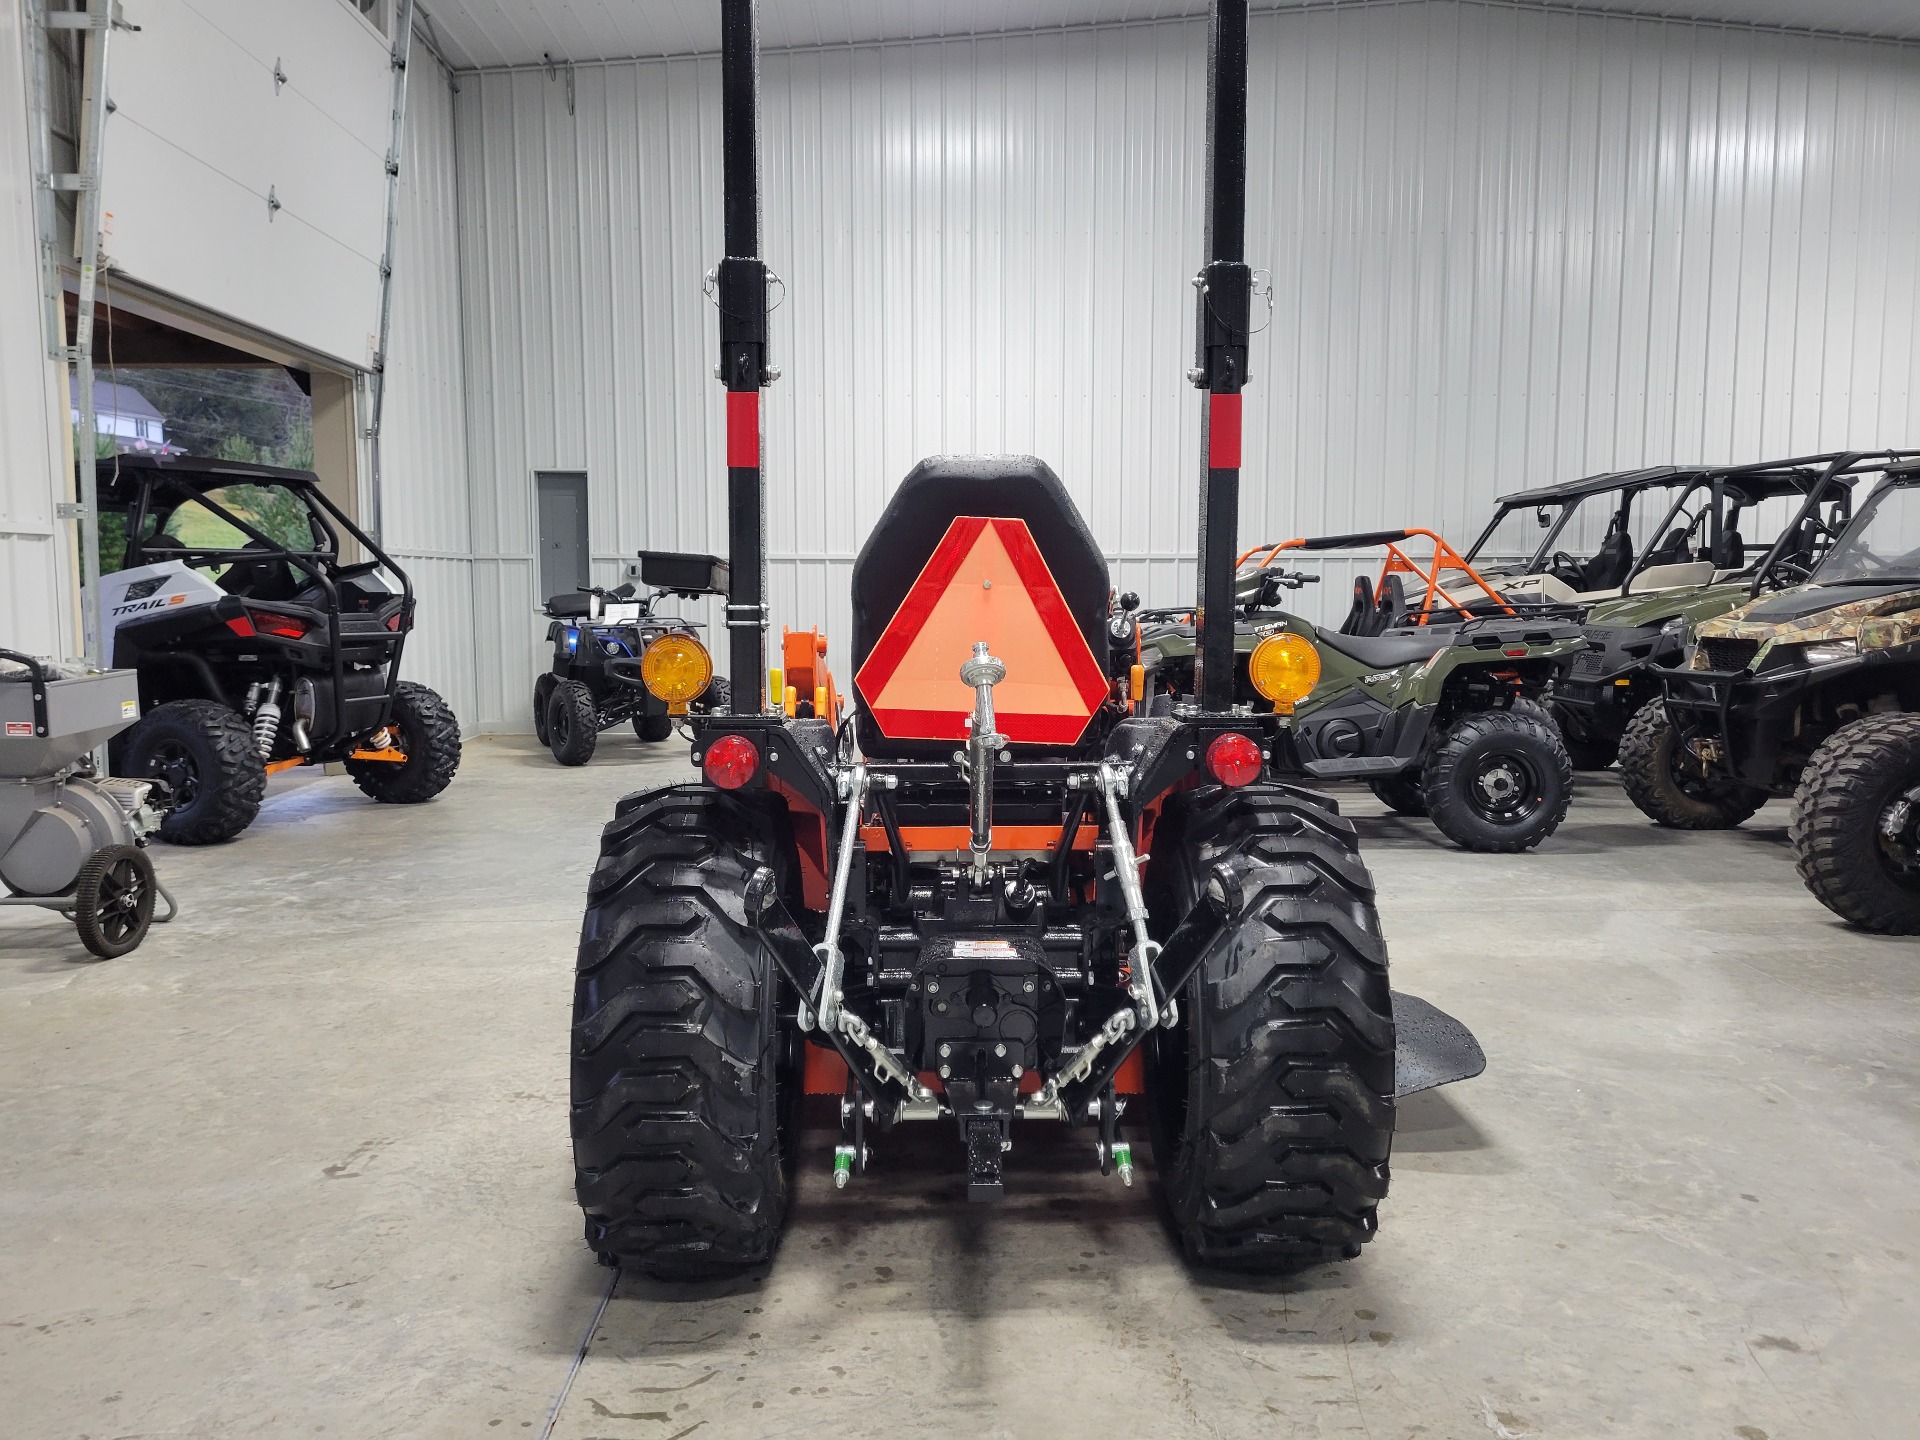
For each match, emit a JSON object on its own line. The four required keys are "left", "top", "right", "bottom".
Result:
{"left": 552, "top": 705, "right": 572, "bottom": 747}
{"left": 146, "top": 740, "right": 200, "bottom": 809}
{"left": 1464, "top": 750, "right": 1543, "bottom": 824}
{"left": 1875, "top": 785, "right": 1920, "bottom": 891}
{"left": 95, "top": 858, "right": 146, "bottom": 944}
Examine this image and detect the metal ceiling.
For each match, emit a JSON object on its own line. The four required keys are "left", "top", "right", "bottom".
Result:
{"left": 415, "top": 0, "right": 1920, "bottom": 69}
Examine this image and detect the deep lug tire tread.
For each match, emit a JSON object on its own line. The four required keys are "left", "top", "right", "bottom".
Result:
{"left": 348, "top": 681, "right": 462, "bottom": 803}
{"left": 1420, "top": 709, "right": 1573, "bottom": 853}
{"left": 1790, "top": 714, "right": 1920, "bottom": 934}
{"left": 1144, "top": 786, "right": 1395, "bottom": 1273}
{"left": 124, "top": 699, "right": 265, "bottom": 845}
{"left": 548, "top": 681, "right": 600, "bottom": 766}
{"left": 534, "top": 674, "right": 557, "bottom": 747}
{"left": 571, "top": 785, "right": 791, "bottom": 1280}
{"left": 1617, "top": 702, "right": 1764, "bottom": 830}
{"left": 1367, "top": 772, "right": 1428, "bottom": 816}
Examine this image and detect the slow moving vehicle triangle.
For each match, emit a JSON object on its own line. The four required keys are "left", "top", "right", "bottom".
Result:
{"left": 855, "top": 516, "right": 1109, "bottom": 744}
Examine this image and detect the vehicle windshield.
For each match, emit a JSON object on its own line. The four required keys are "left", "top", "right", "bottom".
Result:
{"left": 1814, "top": 482, "right": 1920, "bottom": 583}
{"left": 1469, "top": 503, "right": 1565, "bottom": 573}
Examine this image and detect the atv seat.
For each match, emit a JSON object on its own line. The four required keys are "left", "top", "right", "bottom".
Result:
{"left": 1317, "top": 627, "right": 1455, "bottom": 670}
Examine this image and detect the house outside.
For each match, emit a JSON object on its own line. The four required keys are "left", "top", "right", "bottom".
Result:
{"left": 69, "top": 376, "right": 174, "bottom": 453}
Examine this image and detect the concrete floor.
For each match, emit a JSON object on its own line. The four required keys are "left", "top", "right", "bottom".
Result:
{"left": 1, "top": 737, "right": 1915, "bottom": 1440}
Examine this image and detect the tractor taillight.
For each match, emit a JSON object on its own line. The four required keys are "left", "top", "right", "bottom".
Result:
{"left": 702, "top": 734, "right": 760, "bottom": 790}
{"left": 1206, "top": 733, "right": 1262, "bottom": 787}
{"left": 250, "top": 610, "right": 309, "bottom": 640}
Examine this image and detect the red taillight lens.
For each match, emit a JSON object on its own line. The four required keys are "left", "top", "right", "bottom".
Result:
{"left": 250, "top": 610, "right": 309, "bottom": 640}
{"left": 1206, "top": 732, "right": 1263, "bottom": 787}
{"left": 384, "top": 610, "right": 406, "bottom": 632}
{"left": 223, "top": 614, "right": 257, "bottom": 638}
{"left": 702, "top": 734, "right": 760, "bottom": 790}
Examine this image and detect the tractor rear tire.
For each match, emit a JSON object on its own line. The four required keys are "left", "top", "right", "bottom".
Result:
{"left": 571, "top": 785, "right": 797, "bottom": 1278}
{"left": 1421, "top": 709, "right": 1572, "bottom": 852}
{"left": 1618, "top": 702, "right": 1764, "bottom": 830}
{"left": 533, "top": 674, "right": 557, "bottom": 747}
{"left": 122, "top": 700, "right": 265, "bottom": 845}
{"left": 1368, "top": 772, "right": 1428, "bottom": 816}
{"left": 1790, "top": 715, "right": 1920, "bottom": 934}
{"left": 547, "top": 681, "right": 599, "bottom": 766}
{"left": 1143, "top": 786, "right": 1395, "bottom": 1272}
{"left": 634, "top": 711, "right": 675, "bottom": 743}
{"left": 348, "top": 682, "right": 462, "bottom": 803}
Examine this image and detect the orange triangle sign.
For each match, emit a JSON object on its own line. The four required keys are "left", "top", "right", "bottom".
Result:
{"left": 855, "top": 517, "right": 1110, "bottom": 744}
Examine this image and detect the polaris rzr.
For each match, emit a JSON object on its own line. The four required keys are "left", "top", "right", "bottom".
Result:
{"left": 1623, "top": 457, "right": 1920, "bottom": 931}
{"left": 1137, "top": 530, "right": 1585, "bottom": 852}
{"left": 88, "top": 455, "right": 460, "bottom": 844}
{"left": 535, "top": 556, "right": 731, "bottom": 765}
{"left": 568, "top": 0, "right": 1485, "bottom": 1282}
{"left": 1547, "top": 453, "right": 1884, "bottom": 768}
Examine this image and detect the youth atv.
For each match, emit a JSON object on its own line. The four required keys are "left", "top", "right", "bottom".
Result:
{"left": 1624, "top": 458, "right": 1920, "bottom": 931}
{"left": 568, "top": 0, "right": 1485, "bottom": 1283}
{"left": 535, "top": 560, "right": 730, "bottom": 765}
{"left": 1138, "top": 531, "right": 1586, "bottom": 852}
{"left": 1548, "top": 453, "right": 1882, "bottom": 768}
{"left": 87, "top": 455, "right": 460, "bottom": 844}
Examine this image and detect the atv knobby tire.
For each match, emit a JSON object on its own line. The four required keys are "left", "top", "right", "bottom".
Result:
{"left": 122, "top": 699, "right": 265, "bottom": 845}
{"left": 1618, "top": 702, "right": 1764, "bottom": 830}
{"left": 1421, "top": 709, "right": 1572, "bottom": 852}
{"left": 693, "top": 674, "right": 732, "bottom": 717}
{"left": 572, "top": 785, "right": 796, "bottom": 1278}
{"left": 1368, "top": 772, "right": 1428, "bottom": 816}
{"left": 1790, "top": 715, "right": 1920, "bottom": 934}
{"left": 1548, "top": 703, "right": 1620, "bottom": 770}
{"left": 548, "top": 681, "right": 599, "bottom": 765}
{"left": 634, "top": 711, "right": 675, "bottom": 743}
{"left": 1144, "top": 786, "right": 1395, "bottom": 1271}
{"left": 348, "top": 681, "right": 462, "bottom": 803}
{"left": 533, "top": 674, "right": 557, "bottom": 747}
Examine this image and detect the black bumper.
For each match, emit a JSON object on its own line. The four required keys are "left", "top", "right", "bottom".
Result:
{"left": 1656, "top": 657, "right": 1867, "bottom": 792}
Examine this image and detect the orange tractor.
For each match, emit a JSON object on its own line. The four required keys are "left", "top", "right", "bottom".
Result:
{"left": 569, "top": 0, "right": 1482, "bottom": 1279}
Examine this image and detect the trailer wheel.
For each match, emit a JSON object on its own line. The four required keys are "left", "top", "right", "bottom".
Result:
{"left": 1618, "top": 702, "right": 1764, "bottom": 830}
{"left": 1421, "top": 709, "right": 1572, "bottom": 852}
{"left": 1790, "top": 715, "right": 1920, "bottom": 934}
{"left": 73, "top": 844, "right": 156, "bottom": 959}
{"left": 121, "top": 700, "right": 265, "bottom": 845}
{"left": 1368, "top": 772, "right": 1427, "bottom": 816}
{"left": 1143, "top": 786, "right": 1395, "bottom": 1272}
{"left": 533, "top": 674, "right": 557, "bottom": 747}
{"left": 348, "top": 682, "right": 462, "bottom": 803}
{"left": 572, "top": 785, "right": 798, "bottom": 1278}
{"left": 547, "top": 681, "right": 599, "bottom": 765}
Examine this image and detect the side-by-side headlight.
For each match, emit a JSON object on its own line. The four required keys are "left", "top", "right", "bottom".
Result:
{"left": 1798, "top": 639, "right": 1857, "bottom": 667}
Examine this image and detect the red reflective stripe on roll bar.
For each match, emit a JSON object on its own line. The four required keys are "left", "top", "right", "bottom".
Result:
{"left": 1208, "top": 393, "right": 1242, "bottom": 469}
{"left": 727, "top": 390, "right": 759, "bottom": 467}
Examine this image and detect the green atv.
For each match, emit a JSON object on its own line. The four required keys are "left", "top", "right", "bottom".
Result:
{"left": 1548, "top": 454, "right": 1873, "bottom": 769}
{"left": 1137, "top": 535, "right": 1586, "bottom": 852}
{"left": 1624, "top": 457, "right": 1920, "bottom": 931}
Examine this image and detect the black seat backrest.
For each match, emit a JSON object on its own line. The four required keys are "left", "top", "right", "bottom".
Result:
{"left": 1373, "top": 573, "right": 1408, "bottom": 631}
{"left": 1714, "top": 529, "right": 1745, "bottom": 570}
{"left": 1583, "top": 528, "right": 1635, "bottom": 590}
{"left": 1341, "top": 576, "right": 1376, "bottom": 635}
{"left": 218, "top": 539, "right": 301, "bottom": 603}
{"left": 851, "top": 456, "right": 1109, "bottom": 752}
{"left": 1644, "top": 527, "right": 1691, "bottom": 569}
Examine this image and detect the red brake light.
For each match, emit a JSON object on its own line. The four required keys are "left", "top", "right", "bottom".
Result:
{"left": 223, "top": 614, "right": 257, "bottom": 638}
{"left": 702, "top": 734, "right": 760, "bottom": 790}
{"left": 385, "top": 610, "right": 406, "bottom": 632}
{"left": 1206, "top": 732, "right": 1263, "bottom": 787}
{"left": 250, "top": 611, "right": 309, "bottom": 640}
{"left": 1503, "top": 647, "right": 1527, "bottom": 658}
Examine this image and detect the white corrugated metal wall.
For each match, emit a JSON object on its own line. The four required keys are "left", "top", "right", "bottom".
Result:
{"left": 391, "top": 0, "right": 1920, "bottom": 730}
{"left": 0, "top": 2, "right": 75, "bottom": 659}
{"left": 381, "top": 52, "right": 480, "bottom": 726}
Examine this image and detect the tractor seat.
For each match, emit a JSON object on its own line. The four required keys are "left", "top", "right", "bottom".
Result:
{"left": 1317, "top": 627, "right": 1455, "bottom": 669}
